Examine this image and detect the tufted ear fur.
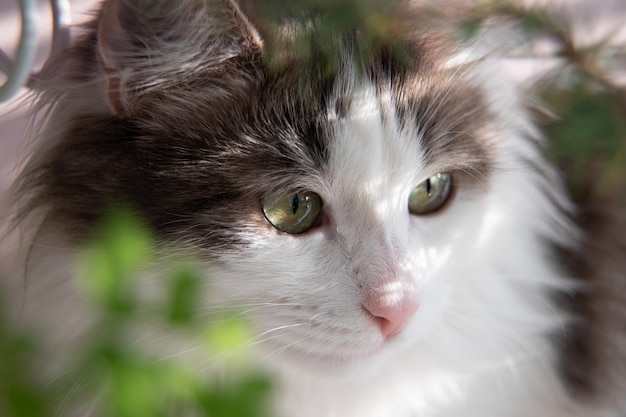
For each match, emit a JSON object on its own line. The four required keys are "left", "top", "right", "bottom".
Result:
{"left": 96, "top": 0, "right": 263, "bottom": 118}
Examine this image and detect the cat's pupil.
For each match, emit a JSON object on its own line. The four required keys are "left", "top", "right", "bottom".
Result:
{"left": 425, "top": 178, "right": 431, "bottom": 195}
{"left": 290, "top": 194, "right": 299, "bottom": 214}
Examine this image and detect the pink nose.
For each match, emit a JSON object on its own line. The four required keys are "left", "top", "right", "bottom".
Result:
{"left": 363, "top": 294, "right": 419, "bottom": 338}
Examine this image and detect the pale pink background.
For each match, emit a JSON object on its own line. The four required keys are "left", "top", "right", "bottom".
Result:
{"left": 0, "top": 0, "right": 98, "bottom": 202}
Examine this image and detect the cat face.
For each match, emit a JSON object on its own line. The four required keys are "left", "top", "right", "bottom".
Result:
{"left": 23, "top": 0, "right": 571, "bottom": 377}
{"left": 203, "top": 76, "right": 494, "bottom": 372}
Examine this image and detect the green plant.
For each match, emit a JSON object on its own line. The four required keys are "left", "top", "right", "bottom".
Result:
{"left": 1, "top": 207, "right": 272, "bottom": 417}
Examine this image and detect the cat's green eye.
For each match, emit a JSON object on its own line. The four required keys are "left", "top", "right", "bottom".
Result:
{"left": 263, "top": 191, "right": 322, "bottom": 234}
{"left": 408, "top": 173, "right": 452, "bottom": 215}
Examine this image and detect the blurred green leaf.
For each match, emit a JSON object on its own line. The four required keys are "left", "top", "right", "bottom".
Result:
{"left": 459, "top": 18, "right": 484, "bottom": 41}
{"left": 258, "top": 0, "right": 404, "bottom": 77}
{"left": 203, "top": 314, "right": 253, "bottom": 363}
{"left": 200, "top": 374, "right": 273, "bottom": 417}
{"left": 545, "top": 84, "right": 626, "bottom": 198}
{"left": 0, "top": 305, "right": 48, "bottom": 417}
{"left": 167, "top": 263, "right": 202, "bottom": 325}
{"left": 66, "top": 204, "right": 270, "bottom": 417}
{"left": 76, "top": 206, "right": 154, "bottom": 313}
{"left": 517, "top": 10, "right": 554, "bottom": 35}
{"left": 105, "top": 353, "right": 166, "bottom": 417}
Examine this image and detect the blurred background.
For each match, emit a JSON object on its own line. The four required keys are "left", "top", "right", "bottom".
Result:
{"left": 1, "top": 0, "right": 96, "bottom": 197}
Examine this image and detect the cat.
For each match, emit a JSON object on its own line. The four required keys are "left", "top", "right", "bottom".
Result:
{"left": 2, "top": 0, "right": 626, "bottom": 416}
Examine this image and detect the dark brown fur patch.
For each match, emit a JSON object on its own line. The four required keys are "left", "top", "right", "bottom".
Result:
{"left": 32, "top": 72, "right": 335, "bottom": 253}
{"left": 558, "top": 205, "right": 626, "bottom": 410}
{"left": 367, "top": 39, "right": 494, "bottom": 179}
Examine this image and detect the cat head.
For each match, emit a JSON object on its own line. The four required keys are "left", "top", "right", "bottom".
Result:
{"left": 19, "top": 0, "right": 573, "bottom": 375}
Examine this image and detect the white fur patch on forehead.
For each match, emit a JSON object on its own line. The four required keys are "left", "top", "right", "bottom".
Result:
{"left": 325, "top": 80, "right": 424, "bottom": 223}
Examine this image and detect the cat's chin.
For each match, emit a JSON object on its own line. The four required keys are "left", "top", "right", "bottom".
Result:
{"left": 260, "top": 333, "right": 417, "bottom": 380}
{"left": 273, "top": 351, "right": 385, "bottom": 380}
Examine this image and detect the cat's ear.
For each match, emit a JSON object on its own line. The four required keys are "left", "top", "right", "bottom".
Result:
{"left": 96, "top": 0, "right": 263, "bottom": 117}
